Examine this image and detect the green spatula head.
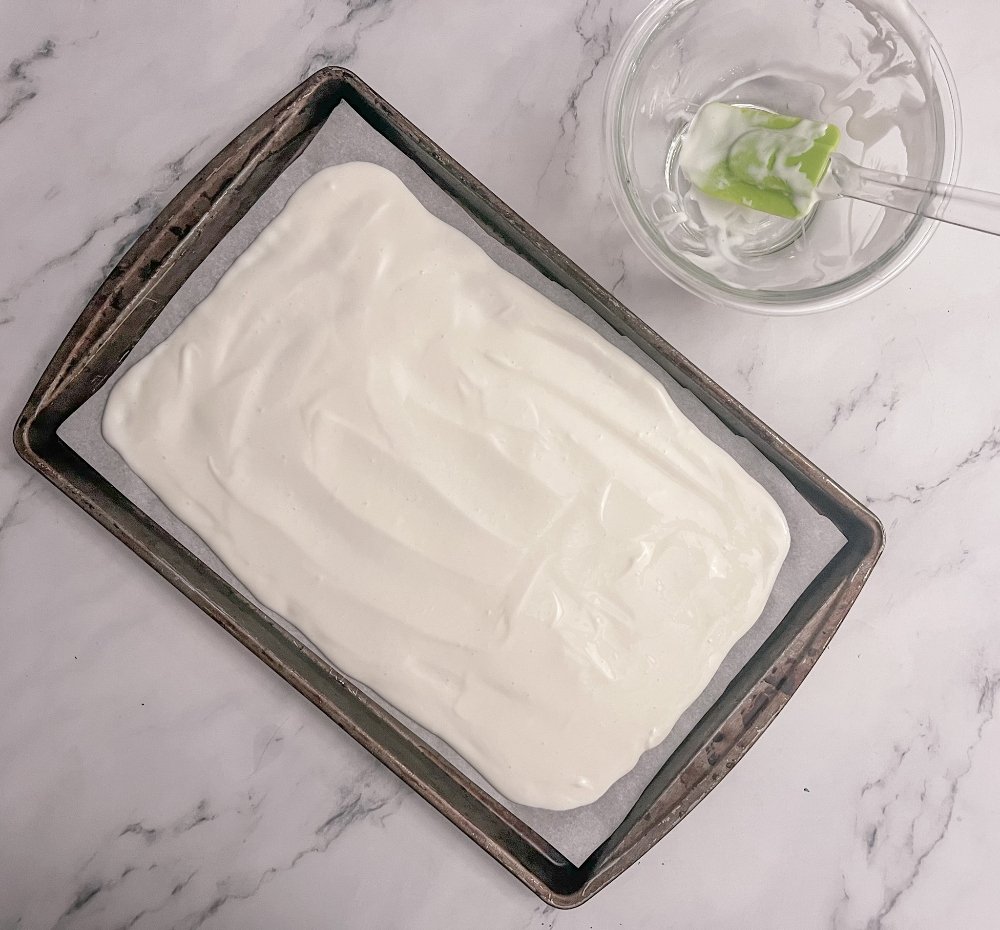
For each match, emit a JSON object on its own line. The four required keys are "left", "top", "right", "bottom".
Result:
{"left": 678, "top": 102, "right": 841, "bottom": 219}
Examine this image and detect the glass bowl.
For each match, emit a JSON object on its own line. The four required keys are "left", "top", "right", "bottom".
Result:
{"left": 603, "top": 0, "right": 962, "bottom": 314}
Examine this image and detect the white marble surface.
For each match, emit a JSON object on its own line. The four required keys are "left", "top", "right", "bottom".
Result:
{"left": 3, "top": 1, "right": 1000, "bottom": 927}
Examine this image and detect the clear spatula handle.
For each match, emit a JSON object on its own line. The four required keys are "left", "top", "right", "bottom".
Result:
{"left": 825, "top": 152, "right": 1000, "bottom": 238}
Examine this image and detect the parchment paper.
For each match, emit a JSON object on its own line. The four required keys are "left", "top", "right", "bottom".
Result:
{"left": 60, "top": 104, "right": 846, "bottom": 865}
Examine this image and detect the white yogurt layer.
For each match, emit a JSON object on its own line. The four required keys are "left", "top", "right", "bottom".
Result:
{"left": 103, "top": 162, "right": 790, "bottom": 811}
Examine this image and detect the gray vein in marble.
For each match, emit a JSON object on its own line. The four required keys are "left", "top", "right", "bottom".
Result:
{"left": 1, "top": 39, "right": 55, "bottom": 128}
{"left": 866, "top": 481, "right": 944, "bottom": 508}
{"left": 119, "top": 800, "right": 215, "bottom": 848}
{"left": 608, "top": 252, "right": 627, "bottom": 296}
{"left": 307, "top": 772, "right": 403, "bottom": 856}
{"left": 55, "top": 867, "right": 138, "bottom": 929}
{"left": 831, "top": 371, "right": 881, "bottom": 428}
{"left": 0, "top": 475, "right": 38, "bottom": 541}
{"left": 0, "top": 209, "right": 119, "bottom": 310}
{"left": 737, "top": 343, "right": 764, "bottom": 393}
{"left": 915, "top": 545, "right": 971, "bottom": 580}
{"left": 251, "top": 717, "right": 293, "bottom": 775}
{"left": 834, "top": 669, "right": 1000, "bottom": 929}
{"left": 299, "top": 0, "right": 396, "bottom": 78}
{"left": 0, "top": 139, "right": 205, "bottom": 312}
{"left": 873, "top": 674, "right": 999, "bottom": 928}
{"left": 956, "top": 425, "right": 1000, "bottom": 469}
{"left": 49, "top": 800, "right": 216, "bottom": 928}
{"left": 175, "top": 775, "right": 403, "bottom": 930}
{"left": 872, "top": 389, "right": 900, "bottom": 433}
{"left": 117, "top": 871, "right": 198, "bottom": 930}
{"left": 828, "top": 364, "right": 901, "bottom": 439}
{"left": 295, "top": 0, "right": 318, "bottom": 30}
{"left": 535, "top": 0, "right": 616, "bottom": 196}
{"left": 521, "top": 902, "right": 558, "bottom": 930}
{"left": 867, "top": 425, "right": 1000, "bottom": 507}
{"left": 119, "top": 823, "right": 159, "bottom": 845}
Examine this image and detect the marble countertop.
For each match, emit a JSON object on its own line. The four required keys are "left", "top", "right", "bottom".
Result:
{"left": 3, "top": 2, "right": 999, "bottom": 927}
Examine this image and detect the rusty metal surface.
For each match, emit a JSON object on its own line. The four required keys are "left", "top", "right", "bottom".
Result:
{"left": 13, "top": 68, "right": 883, "bottom": 907}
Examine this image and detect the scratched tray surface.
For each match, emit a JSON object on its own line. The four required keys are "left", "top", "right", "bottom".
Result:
{"left": 17, "top": 69, "right": 882, "bottom": 907}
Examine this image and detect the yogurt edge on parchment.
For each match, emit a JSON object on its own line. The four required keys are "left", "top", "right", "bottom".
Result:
{"left": 103, "top": 162, "right": 790, "bottom": 811}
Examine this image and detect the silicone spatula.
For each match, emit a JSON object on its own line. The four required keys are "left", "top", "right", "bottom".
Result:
{"left": 680, "top": 102, "right": 1000, "bottom": 236}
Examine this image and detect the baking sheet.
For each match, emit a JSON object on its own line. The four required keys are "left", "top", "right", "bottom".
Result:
{"left": 59, "top": 103, "right": 846, "bottom": 865}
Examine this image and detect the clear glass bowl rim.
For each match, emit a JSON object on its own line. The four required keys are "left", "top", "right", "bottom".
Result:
{"left": 602, "top": 0, "right": 964, "bottom": 315}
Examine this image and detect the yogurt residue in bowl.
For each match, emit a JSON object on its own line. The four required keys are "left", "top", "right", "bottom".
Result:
{"left": 604, "top": 0, "right": 961, "bottom": 312}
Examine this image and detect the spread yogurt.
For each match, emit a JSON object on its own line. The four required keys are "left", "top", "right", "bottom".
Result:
{"left": 104, "top": 162, "right": 790, "bottom": 810}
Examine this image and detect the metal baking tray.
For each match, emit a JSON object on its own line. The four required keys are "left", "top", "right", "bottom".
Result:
{"left": 14, "top": 68, "right": 883, "bottom": 907}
